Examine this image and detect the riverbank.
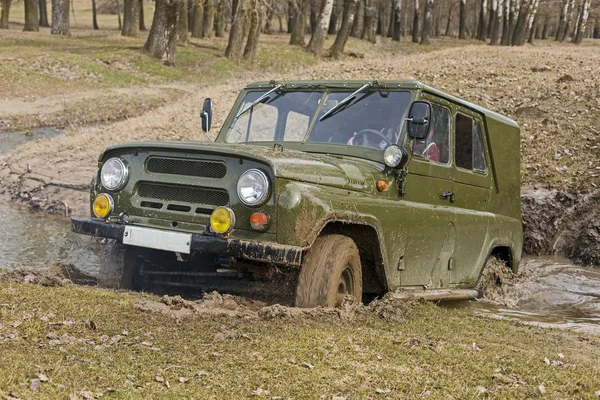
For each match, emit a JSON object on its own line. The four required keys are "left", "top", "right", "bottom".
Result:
{"left": 1, "top": 276, "right": 600, "bottom": 398}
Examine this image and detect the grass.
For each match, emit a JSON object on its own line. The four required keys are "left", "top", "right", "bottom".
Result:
{"left": 1, "top": 282, "right": 600, "bottom": 398}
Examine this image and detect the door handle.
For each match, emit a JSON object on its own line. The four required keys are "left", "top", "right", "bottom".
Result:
{"left": 441, "top": 190, "right": 455, "bottom": 202}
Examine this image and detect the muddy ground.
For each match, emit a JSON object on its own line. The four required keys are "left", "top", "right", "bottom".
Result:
{"left": 0, "top": 34, "right": 599, "bottom": 265}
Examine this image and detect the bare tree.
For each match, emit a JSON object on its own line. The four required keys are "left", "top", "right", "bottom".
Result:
{"left": 144, "top": 0, "right": 180, "bottom": 65}
{"left": 39, "top": 0, "right": 49, "bottom": 27}
{"left": 308, "top": 0, "right": 334, "bottom": 55}
{"left": 290, "top": 0, "right": 308, "bottom": 45}
{"left": 91, "top": 0, "right": 99, "bottom": 29}
{"left": 176, "top": 0, "right": 188, "bottom": 43}
{"left": 24, "top": 0, "right": 39, "bottom": 31}
{"left": 191, "top": 0, "right": 204, "bottom": 37}
{"left": 458, "top": 0, "right": 466, "bottom": 38}
{"left": 215, "top": 0, "right": 225, "bottom": 36}
{"left": 500, "top": 0, "right": 509, "bottom": 44}
{"left": 350, "top": 0, "right": 364, "bottom": 36}
{"left": 140, "top": 0, "right": 146, "bottom": 30}
{"left": 560, "top": 0, "right": 574, "bottom": 41}
{"left": 51, "top": 0, "right": 70, "bottom": 35}
{"left": 362, "top": 0, "right": 377, "bottom": 42}
{"left": 490, "top": 0, "right": 502, "bottom": 44}
{"left": 573, "top": 0, "right": 591, "bottom": 43}
{"left": 330, "top": 0, "right": 357, "bottom": 57}
{"left": 0, "top": 0, "right": 10, "bottom": 29}
{"left": 243, "top": 0, "right": 261, "bottom": 61}
{"left": 411, "top": 0, "right": 419, "bottom": 42}
{"left": 203, "top": 0, "right": 215, "bottom": 37}
{"left": 225, "top": 0, "right": 247, "bottom": 62}
{"left": 477, "top": 0, "right": 488, "bottom": 40}
{"left": 122, "top": 0, "right": 139, "bottom": 36}
{"left": 421, "top": 0, "right": 433, "bottom": 43}
{"left": 392, "top": 0, "right": 402, "bottom": 39}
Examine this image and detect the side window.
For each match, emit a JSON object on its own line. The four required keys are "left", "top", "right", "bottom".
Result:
{"left": 455, "top": 113, "right": 487, "bottom": 172}
{"left": 284, "top": 111, "right": 309, "bottom": 141}
{"left": 412, "top": 103, "right": 451, "bottom": 164}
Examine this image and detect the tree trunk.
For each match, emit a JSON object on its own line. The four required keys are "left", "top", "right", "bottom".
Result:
{"left": 290, "top": 0, "right": 307, "bottom": 45}
{"left": 91, "top": 0, "right": 99, "bottom": 29}
{"left": 555, "top": 0, "right": 567, "bottom": 40}
{"left": 500, "top": 0, "right": 509, "bottom": 44}
{"left": 225, "top": 0, "right": 246, "bottom": 62}
{"left": 560, "top": 0, "right": 573, "bottom": 41}
{"left": 139, "top": 0, "right": 146, "bottom": 29}
{"left": 350, "top": 0, "right": 364, "bottom": 37}
{"left": 490, "top": 0, "right": 502, "bottom": 44}
{"left": 264, "top": 1, "right": 274, "bottom": 33}
{"left": 511, "top": 0, "right": 528, "bottom": 45}
{"left": 203, "top": 0, "right": 214, "bottom": 37}
{"left": 541, "top": 14, "right": 548, "bottom": 39}
{"left": 24, "top": 0, "right": 39, "bottom": 31}
{"left": 572, "top": 0, "right": 590, "bottom": 44}
{"left": 122, "top": 0, "right": 139, "bottom": 36}
{"left": 445, "top": 3, "right": 453, "bottom": 35}
{"left": 593, "top": 17, "right": 599, "bottom": 38}
{"left": 176, "top": 0, "right": 188, "bottom": 43}
{"left": 362, "top": 0, "right": 376, "bottom": 42}
{"left": 458, "top": 0, "right": 466, "bottom": 39}
{"left": 143, "top": 0, "right": 180, "bottom": 65}
{"left": 215, "top": 0, "right": 225, "bottom": 36}
{"left": 191, "top": 0, "right": 203, "bottom": 37}
{"left": 392, "top": 0, "right": 401, "bottom": 40}
{"left": 243, "top": 0, "right": 260, "bottom": 61}
{"left": 0, "top": 0, "right": 10, "bottom": 29}
{"left": 328, "top": 0, "right": 339, "bottom": 34}
{"left": 39, "top": 0, "right": 49, "bottom": 26}
{"left": 310, "top": 1, "right": 319, "bottom": 34}
{"left": 411, "top": 0, "right": 419, "bottom": 42}
{"left": 307, "top": 0, "right": 334, "bottom": 55}
{"left": 525, "top": 0, "right": 538, "bottom": 44}
{"left": 420, "top": 0, "right": 432, "bottom": 43}
{"left": 477, "top": 0, "right": 487, "bottom": 40}
{"left": 116, "top": 0, "right": 122, "bottom": 30}
{"left": 487, "top": 0, "right": 495, "bottom": 37}
{"left": 330, "top": 0, "right": 357, "bottom": 57}
{"left": 51, "top": 0, "right": 69, "bottom": 35}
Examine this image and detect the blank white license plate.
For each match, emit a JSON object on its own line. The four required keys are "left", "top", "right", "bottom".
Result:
{"left": 123, "top": 226, "right": 192, "bottom": 254}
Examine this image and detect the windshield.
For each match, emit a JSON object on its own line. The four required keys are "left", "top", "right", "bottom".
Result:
{"left": 225, "top": 90, "right": 411, "bottom": 150}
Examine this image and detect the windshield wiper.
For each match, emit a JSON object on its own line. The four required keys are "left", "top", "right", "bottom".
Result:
{"left": 319, "top": 81, "right": 374, "bottom": 121}
{"left": 236, "top": 84, "right": 284, "bottom": 118}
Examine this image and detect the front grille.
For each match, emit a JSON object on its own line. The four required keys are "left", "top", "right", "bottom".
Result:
{"left": 138, "top": 182, "right": 229, "bottom": 207}
{"left": 147, "top": 157, "right": 227, "bottom": 179}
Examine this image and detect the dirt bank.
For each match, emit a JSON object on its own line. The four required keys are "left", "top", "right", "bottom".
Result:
{"left": 1, "top": 40, "right": 599, "bottom": 264}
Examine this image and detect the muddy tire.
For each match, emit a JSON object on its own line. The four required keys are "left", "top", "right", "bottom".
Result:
{"left": 295, "top": 234, "right": 362, "bottom": 308}
{"left": 98, "top": 240, "right": 139, "bottom": 289}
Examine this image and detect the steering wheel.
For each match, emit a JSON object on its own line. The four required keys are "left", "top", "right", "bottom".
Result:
{"left": 351, "top": 129, "right": 392, "bottom": 149}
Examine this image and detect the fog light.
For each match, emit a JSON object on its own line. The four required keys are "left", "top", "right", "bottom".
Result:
{"left": 93, "top": 193, "right": 114, "bottom": 219}
{"left": 250, "top": 211, "right": 270, "bottom": 232}
{"left": 210, "top": 206, "right": 235, "bottom": 234}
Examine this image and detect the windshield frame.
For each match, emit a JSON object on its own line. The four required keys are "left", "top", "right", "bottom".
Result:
{"left": 216, "top": 84, "right": 418, "bottom": 163}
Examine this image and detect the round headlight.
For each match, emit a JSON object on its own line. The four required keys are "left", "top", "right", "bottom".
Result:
{"left": 383, "top": 145, "right": 406, "bottom": 168}
{"left": 237, "top": 169, "right": 270, "bottom": 207}
{"left": 93, "top": 193, "right": 114, "bottom": 219}
{"left": 100, "top": 158, "right": 128, "bottom": 191}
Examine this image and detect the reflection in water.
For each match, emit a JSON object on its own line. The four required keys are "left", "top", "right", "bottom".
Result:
{"left": 448, "top": 257, "right": 600, "bottom": 335}
{"left": 0, "top": 129, "right": 101, "bottom": 274}
{"left": 0, "top": 199, "right": 102, "bottom": 274}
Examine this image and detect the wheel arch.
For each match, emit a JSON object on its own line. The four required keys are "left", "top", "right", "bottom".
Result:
{"left": 317, "top": 220, "right": 388, "bottom": 297}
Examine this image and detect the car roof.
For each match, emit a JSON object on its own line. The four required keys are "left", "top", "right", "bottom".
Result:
{"left": 245, "top": 80, "right": 518, "bottom": 128}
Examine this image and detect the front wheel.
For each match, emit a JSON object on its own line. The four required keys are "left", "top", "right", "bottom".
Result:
{"left": 98, "top": 240, "right": 139, "bottom": 289}
{"left": 295, "top": 234, "right": 362, "bottom": 308}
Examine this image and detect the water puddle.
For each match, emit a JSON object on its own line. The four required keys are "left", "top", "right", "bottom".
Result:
{"left": 447, "top": 257, "right": 600, "bottom": 335}
{"left": 0, "top": 129, "right": 101, "bottom": 274}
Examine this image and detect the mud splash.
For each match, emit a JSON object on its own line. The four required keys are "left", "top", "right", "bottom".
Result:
{"left": 134, "top": 292, "right": 413, "bottom": 323}
{"left": 0, "top": 263, "right": 97, "bottom": 286}
{"left": 452, "top": 256, "right": 600, "bottom": 335}
{"left": 522, "top": 186, "right": 600, "bottom": 267}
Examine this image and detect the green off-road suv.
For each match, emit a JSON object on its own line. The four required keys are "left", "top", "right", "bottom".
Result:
{"left": 72, "top": 80, "right": 522, "bottom": 307}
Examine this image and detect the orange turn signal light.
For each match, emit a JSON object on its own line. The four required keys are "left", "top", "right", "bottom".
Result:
{"left": 250, "top": 211, "right": 270, "bottom": 231}
{"left": 377, "top": 180, "right": 388, "bottom": 192}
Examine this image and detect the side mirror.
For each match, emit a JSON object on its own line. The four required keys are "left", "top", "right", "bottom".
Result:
{"left": 201, "top": 98, "right": 213, "bottom": 133}
{"left": 407, "top": 101, "right": 431, "bottom": 140}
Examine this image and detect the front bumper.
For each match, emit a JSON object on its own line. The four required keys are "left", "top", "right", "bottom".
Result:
{"left": 71, "top": 218, "right": 304, "bottom": 267}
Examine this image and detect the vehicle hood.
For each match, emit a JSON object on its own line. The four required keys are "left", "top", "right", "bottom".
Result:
{"left": 101, "top": 141, "right": 383, "bottom": 192}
